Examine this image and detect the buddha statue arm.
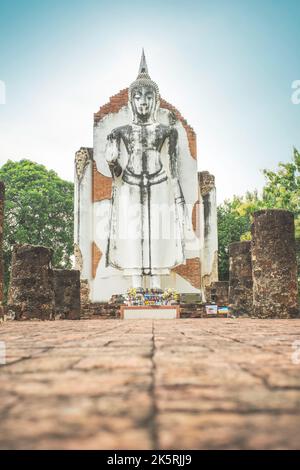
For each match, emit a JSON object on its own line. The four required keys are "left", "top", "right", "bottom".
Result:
{"left": 168, "top": 127, "right": 187, "bottom": 241}
{"left": 105, "top": 129, "right": 123, "bottom": 178}
{"left": 168, "top": 127, "right": 185, "bottom": 205}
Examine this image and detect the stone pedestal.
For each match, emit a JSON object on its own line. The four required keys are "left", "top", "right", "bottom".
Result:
{"left": 251, "top": 210, "right": 299, "bottom": 318}
{"left": 8, "top": 245, "right": 54, "bottom": 320}
{"left": 228, "top": 241, "right": 253, "bottom": 316}
{"left": 53, "top": 269, "right": 81, "bottom": 319}
{"left": 0, "top": 182, "right": 4, "bottom": 319}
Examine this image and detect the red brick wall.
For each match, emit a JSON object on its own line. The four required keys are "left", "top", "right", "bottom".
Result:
{"left": 92, "top": 162, "right": 112, "bottom": 203}
{"left": 172, "top": 257, "right": 201, "bottom": 289}
{"left": 192, "top": 200, "right": 200, "bottom": 238}
{"left": 92, "top": 241, "right": 102, "bottom": 279}
{"left": 94, "top": 89, "right": 129, "bottom": 123}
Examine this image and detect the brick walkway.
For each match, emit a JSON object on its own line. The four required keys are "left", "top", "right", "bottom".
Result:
{"left": 1, "top": 318, "right": 300, "bottom": 449}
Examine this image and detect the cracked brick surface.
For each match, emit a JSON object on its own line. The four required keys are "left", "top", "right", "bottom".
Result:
{"left": 0, "top": 319, "right": 300, "bottom": 449}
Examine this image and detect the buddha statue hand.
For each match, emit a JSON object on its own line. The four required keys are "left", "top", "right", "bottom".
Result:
{"left": 105, "top": 132, "right": 122, "bottom": 178}
{"left": 171, "top": 177, "right": 185, "bottom": 205}
{"left": 170, "top": 177, "right": 187, "bottom": 239}
{"left": 108, "top": 160, "right": 122, "bottom": 178}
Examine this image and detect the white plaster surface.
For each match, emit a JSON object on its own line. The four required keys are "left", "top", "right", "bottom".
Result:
{"left": 123, "top": 307, "right": 178, "bottom": 319}
{"left": 200, "top": 186, "right": 218, "bottom": 277}
{"left": 74, "top": 157, "right": 93, "bottom": 282}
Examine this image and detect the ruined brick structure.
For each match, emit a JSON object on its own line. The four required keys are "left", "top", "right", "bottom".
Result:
{"left": 0, "top": 181, "right": 4, "bottom": 318}
{"left": 228, "top": 241, "right": 253, "bottom": 316}
{"left": 80, "top": 279, "right": 90, "bottom": 309}
{"left": 178, "top": 303, "right": 206, "bottom": 318}
{"left": 8, "top": 245, "right": 55, "bottom": 320}
{"left": 205, "top": 281, "right": 229, "bottom": 306}
{"left": 8, "top": 245, "right": 83, "bottom": 321}
{"left": 251, "top": 210, "right": 299, "bottom": 318}
{"left": 199, "top": 171, "right": 215, "bottom": 195}
{"left": 53, "top": 269, "right": 81, "bottom": 319}
{"left": 81, "top": 302, "right": 120, "bottom": 319}
{"left": 172, "top": 257, "right": 201, "bottom": 289}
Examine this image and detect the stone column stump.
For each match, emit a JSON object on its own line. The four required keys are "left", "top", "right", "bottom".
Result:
{"left": 8, "top": 244, "right": 54, "bottom": 320}
{"left": 53, "top": 269, "right": 81, "bottom": 320}
{"left": 206, "top": 281, "right": 229, "bottom": 305}
{"left": 228, "top": 241, "right": 253, "bottom": 316}
{"left": 251, "top": 210, "right": 299, "bottom": 318}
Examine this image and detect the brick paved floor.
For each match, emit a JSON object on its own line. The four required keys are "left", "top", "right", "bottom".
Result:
{"left": 1, "top": 318, "right": 300, "bottom": 449}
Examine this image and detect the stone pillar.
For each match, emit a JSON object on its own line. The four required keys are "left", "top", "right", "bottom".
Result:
{"left": 74, "top": 148, "right": 93, "bottom": 282}
{"left": 206, "top": 281, "right": 229, "bottom": 305}
{"left": 228, "top": 241, "right": 253, "bottom": 316}
{"left": 251, "top": 210, "right": 299, "bottom": 318}
{"left": 8, "top": 245, "right": 54, "bottom": 320}
{"left": 53, "top": 269, "right": 81, "bottom": 320}
{"left": 198, "top": 171, "right": 218, "bottom": 299}
{"left": 80, "top": 279, "right": 90, "bottom": 309}
{"left": 0, "top": 182, "right": 4, "bottom": 318}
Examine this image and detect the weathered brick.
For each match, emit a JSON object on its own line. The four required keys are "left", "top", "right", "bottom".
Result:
{"left": 92, "top": 162, "right": 112, "bottom": 202}
{"left": 206, "top": 281, "right": 229, "bottom": 306}
{"left": 53, "top": 269, "right": 81, "bottom": 320}
{"left": 228, "top": 241, "right": 253, "bottom": 316}
{"left": 8, "top": 244, "right": 54, "bottom": 320}
{"left": 172, "top": 257, "right": 201, "bottom": 289}
{"left": 251, "top": 210, "right": 299, "bottom": 318}
{"left": 92, "top": 241, "right": 102, "bottom": 279}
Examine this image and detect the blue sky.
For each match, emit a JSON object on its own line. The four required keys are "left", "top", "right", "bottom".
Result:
{"left": 0, "top": 0, "right": 299, "bottom": 202}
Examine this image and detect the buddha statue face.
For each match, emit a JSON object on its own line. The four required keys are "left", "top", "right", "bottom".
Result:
{"left": 130, "top": 85, "right": 158, "bottom": 123}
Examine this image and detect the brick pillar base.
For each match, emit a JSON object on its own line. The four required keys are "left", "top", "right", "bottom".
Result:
{"left": 206, "top": 281, "right": 229, "bottom": 306}
{"left": 251, "top": 210, "right": 299, "bottom": 318}
{"left": 228, "top": 241, "right": 253, "bottom": 316}
{"left": 8, "top": 244, "right": 54, "bottom": 320}
{"left": 53, "top": 269, "right": 81, "bottom": 319}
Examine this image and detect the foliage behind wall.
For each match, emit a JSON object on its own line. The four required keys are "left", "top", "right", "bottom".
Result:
{"left": 218, "top": 148, "right": 300, "bottom": 283}
{"left": 0, "top": 159, "right": 74, "bottom": 301}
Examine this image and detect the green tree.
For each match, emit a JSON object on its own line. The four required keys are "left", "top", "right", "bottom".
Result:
{"left": 262, "top": 148, "right": 300, "bottom": 275}
{"left": 0, "top": 159, "right": 74, "bottom": 300}
{"left": 217, "top": 195, "right": 253, "bottom": 280}
{"left": 263, "top": 147, "right": 300, "bottom": 213}
{"left": 218, "top": 148, "right": 300, "bottom": 280}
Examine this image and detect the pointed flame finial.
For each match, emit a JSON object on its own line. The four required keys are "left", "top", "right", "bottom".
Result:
{"left": 137, "top": 48, "right": 150, "bottom": 78}
{"left": 129, "top": 49, "right": 159, "bottom": 100}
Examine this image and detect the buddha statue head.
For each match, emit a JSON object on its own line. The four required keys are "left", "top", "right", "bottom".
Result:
{"left": 129, "top": 50, "right": 160, "bottom": 124}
